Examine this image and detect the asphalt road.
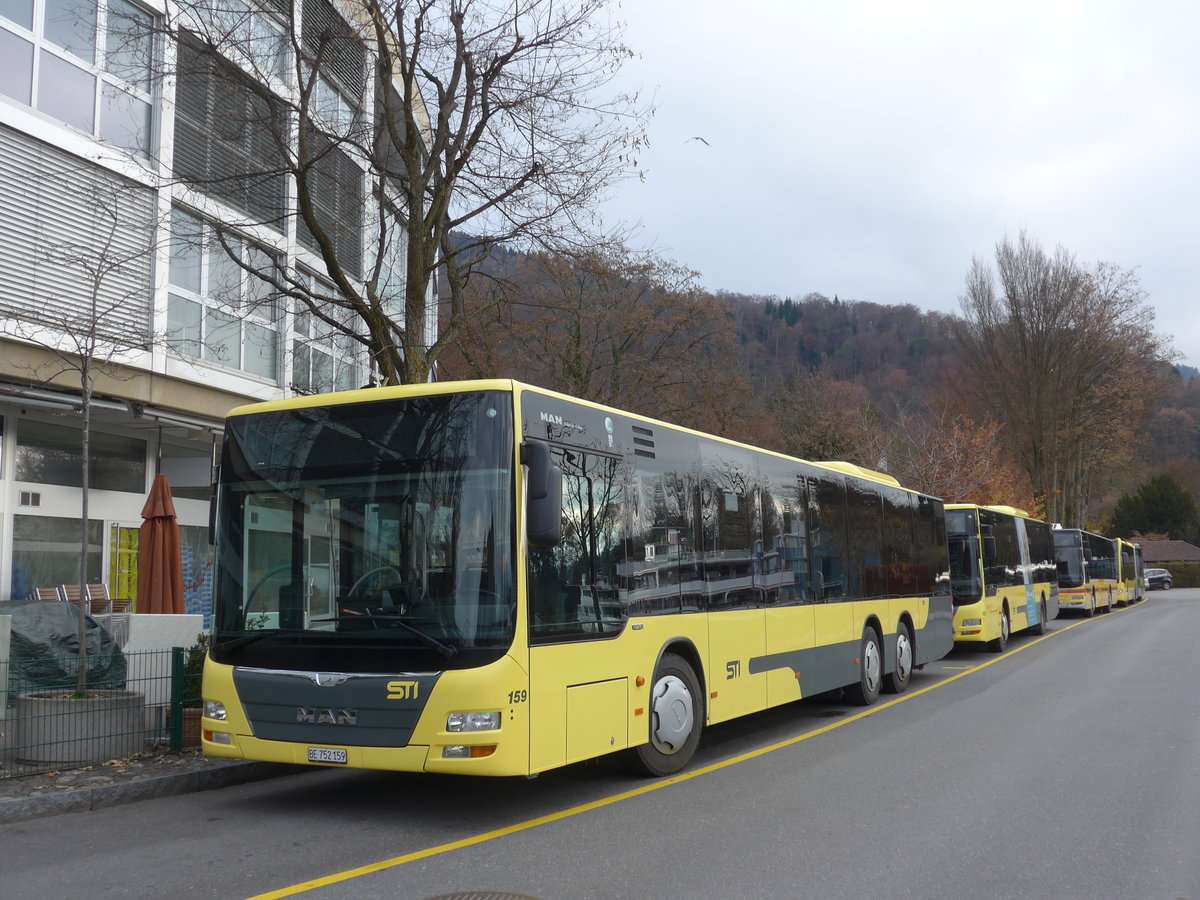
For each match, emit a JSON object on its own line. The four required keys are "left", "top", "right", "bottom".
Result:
{"left": 3, "top": 590, "right": 1198, "bottom": 900}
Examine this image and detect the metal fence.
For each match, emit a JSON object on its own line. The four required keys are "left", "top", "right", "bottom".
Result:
{"left": 0, "top": 648, "right": 200, "bottom": 780}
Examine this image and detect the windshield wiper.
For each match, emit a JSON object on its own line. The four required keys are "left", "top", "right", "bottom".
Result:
{"left": 216, "top": 629, "right": 304, "bottom": 652}
{"left": 334, "top": 614, "right": 459, "bottom": 659}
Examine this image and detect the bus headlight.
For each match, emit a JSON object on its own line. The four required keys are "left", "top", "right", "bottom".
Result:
{"left": 962, "top": 619, "right": 982, "bottom": 627}
{"left": 204, "top": 700, "right": 228, "bottom": 721}
{"left": 447, "top": 712, "right": 500, "bottom": 732}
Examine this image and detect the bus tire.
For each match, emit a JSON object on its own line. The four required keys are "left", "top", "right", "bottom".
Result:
{"left": 623, "top": 653, "right": 702, "bottom": 777}
{"left": 1030, "top": 597, "right": 1047, "bottom": 635}
{"left": 883, "top": 622, "right": 912, "bottom": 694}
{"left": 846, "top": 628, "right": 882, "bottom": 705}
{"left": 988, "top": 607, "right": 1010, "bottom": 653}
{"left": 1086, "top": 591, "right": 1096, "bottom": 617}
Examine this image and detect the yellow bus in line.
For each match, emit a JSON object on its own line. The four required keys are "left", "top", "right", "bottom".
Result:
{"left": 1052, "top": 527, "right": 1120, "bottom": 616}
{"left": 200, "top": 379, "right": 953, "bottom": 777}
{"left": 1117, "top": 539, "right": 1144, "bottom": 606}
{"left": 945, "top": 504, "right": 1060, "bottom": 652}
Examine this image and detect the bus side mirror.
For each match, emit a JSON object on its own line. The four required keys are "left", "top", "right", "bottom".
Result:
{"left": 523, "top": 439, "right": 562, "bottom": 548}
{"left": 982, "top": 536, "right": 997, "bottom": 566}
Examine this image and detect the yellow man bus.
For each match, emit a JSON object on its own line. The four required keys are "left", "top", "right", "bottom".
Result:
{"left": 1052, "top": 527, "right": 1119, "bottom": 616}
{"left": 945, "top": 504, "right": 1059, "bottom": 652}
{"left": 200, "top": 380, "right": 953, "bottom": 777}
{"left": 1117, "top": 538, "right": 1144, "bottom": 606}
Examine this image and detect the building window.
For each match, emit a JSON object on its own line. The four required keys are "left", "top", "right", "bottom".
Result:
{"left": 295, "top": 129, "right": 364, "bottom": 278}
{"left": 10, "top": 514, "right": 103, "bottom": 600}
{"left": 167, "top": 207, "right": 281, "bottom": 381}
{"left": 173, "top": 37, "right": 288, "bottom": 229}
{"left": 193, "top": 0, "right": 289, "bottom": 85}
{"left": 290, "top": 272, "right": 360, "bottom": 394}
{"left": 15, "top": 418, "right": 146, "bottom": 491}
{"left": 0, "top": 0, "right": 155, "bottom": 156}
{"left": 301, "top": 0, "right": 364, "bottom": 106}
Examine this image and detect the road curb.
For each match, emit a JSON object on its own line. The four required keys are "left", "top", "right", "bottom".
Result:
{"left": 0, "top": 761, "right": 305, "bottom": 824}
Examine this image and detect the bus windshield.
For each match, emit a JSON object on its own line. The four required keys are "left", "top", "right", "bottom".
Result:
{"left": 211, "top": 391, "right": 515, "bottom": 672}
{"left": 1053, "top": 531, "right": 1085, "bottom": 588}
{"left": 945, "top": 508, "right": 981, "bottom": 605}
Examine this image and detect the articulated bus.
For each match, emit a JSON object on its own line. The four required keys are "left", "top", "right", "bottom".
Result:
{"left": 201, "top": 380, "right": 953, "bottom": 777}
{"left": 1052, "top": 528, "right": 1120, "bottom": 616}
{"left": 1118, "top": 539, "right": 1144, "bottom": 606}
{"left": 945, "top": 504, "right": 1059, "bottom": 652}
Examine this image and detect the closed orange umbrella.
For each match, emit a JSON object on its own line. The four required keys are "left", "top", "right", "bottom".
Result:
{"left": 137, "top": 474, "right": 185, "bottom": 614}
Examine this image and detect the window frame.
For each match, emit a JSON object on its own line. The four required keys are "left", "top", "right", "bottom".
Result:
{"left": 289, "top": 270, "right": 361, "bottom": 395}
{"left": 166, "top": 206, "right": 282, "bottom": 382}
{"left": 0, "top": 0, "right": 157, "bottom": 156}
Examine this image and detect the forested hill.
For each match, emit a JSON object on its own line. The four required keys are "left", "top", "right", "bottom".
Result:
{"left": 719, "top": 291, "right": 960, "bottom": 405}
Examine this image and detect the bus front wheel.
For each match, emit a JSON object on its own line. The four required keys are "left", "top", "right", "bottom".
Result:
{"left": 846, "top": 628, "right": 882, "bottom": 705}
{"left": 883, "top": 623, "right": 912, "bottom": 694}
{"left": 988, "top": 608, "right": 1010, "bottom": 653}
{"left": 624, "top": 653, "right": 703, "bottom": 777}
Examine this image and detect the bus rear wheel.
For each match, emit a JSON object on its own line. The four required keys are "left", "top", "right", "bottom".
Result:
{"left": 623, "top": 653, "right": 702, "bottom": 777}
{"left": 883, "top": 623, "right": 912, "bottom": 694}
{"left": 846, "top": 628, "right": 882, "bottom": 705}
{"left": 988, "top": 608, "right": 1010, "bottom": 653}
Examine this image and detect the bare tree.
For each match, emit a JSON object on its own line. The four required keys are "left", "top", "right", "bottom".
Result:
{"left": 439, "top": 245, "right": 753, "bottom": 435}
{"left": 765, "top": 371, "right": 876, "bottom": 463}
{"left": 161, "top": 0, "right": 648, "bottom": 385}
{"left": 955, "top": 232, "right": 1171, "bottom": 526}
{"left": 4, "top": 174, "right": 159, "bottom": 692}
{"left": 873, "top": 404, "right": 1036, "bottom": 510}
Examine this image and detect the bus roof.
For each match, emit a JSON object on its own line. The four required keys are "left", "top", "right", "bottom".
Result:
{"left": 946, "top": 503, "right": 1035, "bottom": 520}
{"left": 225, "top": 379, "right": 920, "bottom": 495}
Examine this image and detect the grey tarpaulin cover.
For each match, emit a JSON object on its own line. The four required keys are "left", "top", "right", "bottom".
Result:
{"left": 5, "top": 600, "right": 126, "bottom": 696}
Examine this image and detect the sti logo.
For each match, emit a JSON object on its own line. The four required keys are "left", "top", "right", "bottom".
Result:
{"left": 387, "top": 680, "right": 420, "bottom": 700}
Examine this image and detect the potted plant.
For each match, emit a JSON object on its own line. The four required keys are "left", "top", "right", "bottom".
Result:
{"left": 177, "top": 632, "right": 209, "bottom": 749}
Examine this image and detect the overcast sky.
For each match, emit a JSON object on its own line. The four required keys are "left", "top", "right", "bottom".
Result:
{"left": 600, "top": 0, "right": 1200, "bottom": 369}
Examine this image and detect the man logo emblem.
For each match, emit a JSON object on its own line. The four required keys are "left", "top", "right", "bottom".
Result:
{"left": 296, "top": 707, "right": 357, "bottom": 725}
{"left": 312, "top": 673, "right": 348, "bottom": 688}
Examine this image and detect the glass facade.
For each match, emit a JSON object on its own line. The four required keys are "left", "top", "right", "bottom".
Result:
{"left": 10, "top": 514, "right": 103, "bottom": 600}
{"left": 15, "top": 419, "right": 146, "bottom": 492}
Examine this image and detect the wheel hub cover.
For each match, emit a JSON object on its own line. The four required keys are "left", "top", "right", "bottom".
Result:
{"left": 896, "top": 634, "right": 912, "bottom": 678}
{"left": 864, "top": 641, "right": 880, "bottom": 692}
{"left": 650, "top": 674, "right": 693, "bottom": 753}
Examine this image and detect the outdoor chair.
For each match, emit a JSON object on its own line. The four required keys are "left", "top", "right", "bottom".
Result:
{"left": 58, "top": 584, "right": 87, "bottom": 611}
{"left": 32, "top": 587, "right": 62, "bottom": 603}
{"left": 88, "top": 583, "right": 131, "bottom": 647}
{"left": 86, "top": 583, "right": 114, "bottom": 615}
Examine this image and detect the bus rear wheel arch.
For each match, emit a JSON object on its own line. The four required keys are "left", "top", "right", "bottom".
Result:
{"left": 1030, "top": 594, "right": 1048, "bottom": 635}
{"left": 623, "top": 652, "right": 703, "bottom": 777}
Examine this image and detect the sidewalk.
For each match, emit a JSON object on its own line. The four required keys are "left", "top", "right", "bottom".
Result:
{"left": 0, "top": 751, "right": 305, "bottom": 824}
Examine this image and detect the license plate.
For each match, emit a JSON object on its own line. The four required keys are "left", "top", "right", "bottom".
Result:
{"left": 307, "top": 747, "right": 347, "bottom": 765}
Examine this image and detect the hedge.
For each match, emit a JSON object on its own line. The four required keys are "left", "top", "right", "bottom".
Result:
{"left": 1146, "top": 560, "right": 1200, "bottom": 589}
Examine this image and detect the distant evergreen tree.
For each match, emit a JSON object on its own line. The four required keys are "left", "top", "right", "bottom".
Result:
{"left": 1110, "top": 474, "right": 1199, "bottom": 541}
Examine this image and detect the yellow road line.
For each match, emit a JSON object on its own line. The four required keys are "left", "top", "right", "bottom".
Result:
{"left": 245, "top": 600, "right": 1143, "bottom": 900}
